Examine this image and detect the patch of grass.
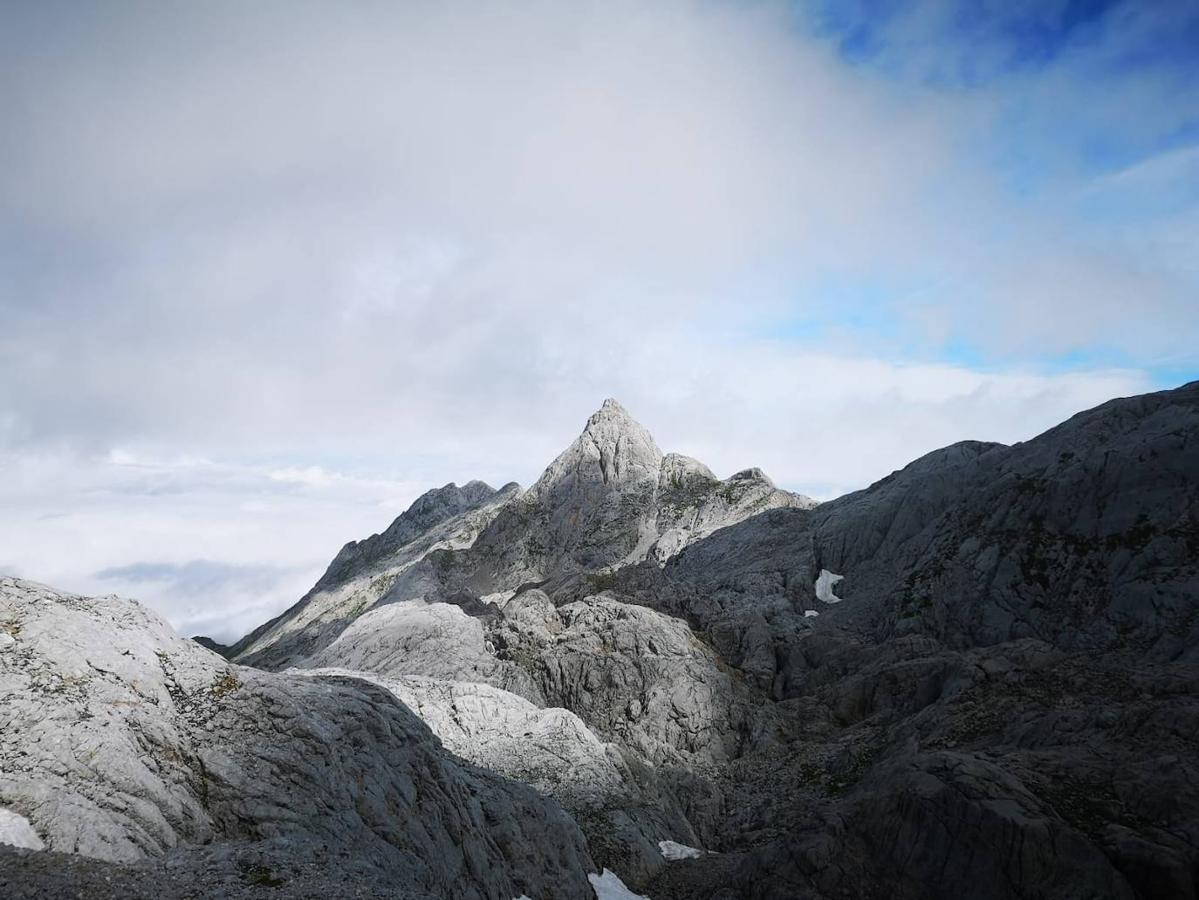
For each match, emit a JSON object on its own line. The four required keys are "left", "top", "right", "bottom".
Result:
{"left": 368, "top": 573, "right": 396, "bottom": 597}
{"left": 211, "top": 671, "right": 241, "bottom": 699}
{"left": 796, "top": 762, "right": 824, "bottom": 785}
{"left": 1043, "top": 777, "right": 1150, "bottom": 839}
{"left": 659, "top": 477, "right": 719, "bottom": 512}
{"left": 826, "top": 745, "right": 881, "bottom": 795}
{"left": 242, "top": 866, "right": 285, "bottom": 888}
{"left": 586, "top": 571, "right": 619, "bottom": 593}
{"left": 46, "top": 673, "right": 91, "bottom": 697}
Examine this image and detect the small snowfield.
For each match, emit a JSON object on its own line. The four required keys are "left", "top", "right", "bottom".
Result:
{"left": 589, "top": 868, "right": 651, "bottom": 899}
{"left": 659, "top": 839, "right": 703, "bottom": 860}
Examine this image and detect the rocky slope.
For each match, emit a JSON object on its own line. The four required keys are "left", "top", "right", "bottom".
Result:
{"left": 218, "top": 400, "right": 814, "bottom": 886}
{"left": 6, "top": 385, "right": 1198, "bottom": 899}
{"left": 232, "top": 480, "right": 520, "bottom": 669}
{"left": 0, "top": 577, "right": 596, "bottom": 899}
{"left": 235, "top": 399, "right": 811, "bottom": 671}
{"left": 242, "top": 386, "right": 1198, "bottom": 898}
{"left": 637, "top": 381, "right": 1199, "bottom": 897}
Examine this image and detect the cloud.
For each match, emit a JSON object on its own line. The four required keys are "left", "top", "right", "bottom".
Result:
{"left": 94, "top": 560, "right": 301, "bottom": 642}
{"left": 0, "top": 448, "right": 426, "bottom": 642}
{"left": 0, "top": 358, "right": 1151, "bottom": 643}
{"left": 95, "top": 559, "right": 291, "bottom": 596}
{"left": 0, "top": 1, "right": 1192, "bottom": 637}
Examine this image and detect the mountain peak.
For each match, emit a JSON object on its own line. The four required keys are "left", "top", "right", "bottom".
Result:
{"left": 599, "top": 397, "right": 626, "bottom": 413}
{"left": 589, "top": 397, "right": 636, "bottom": 426}
{"left": 533, "top": 399, "right": 662, "bottom": 496}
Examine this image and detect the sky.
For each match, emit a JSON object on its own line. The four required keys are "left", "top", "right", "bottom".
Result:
{"left": 2, "top": 0, "right": 1196, "bottom": 642}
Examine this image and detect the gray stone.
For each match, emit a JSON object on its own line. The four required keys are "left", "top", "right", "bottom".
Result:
{"left": 0, "top": 577, "right": 595, "bottom": 899}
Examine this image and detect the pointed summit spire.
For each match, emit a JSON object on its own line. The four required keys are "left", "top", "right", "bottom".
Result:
{"left": 532, "top": 398, "right": 662, "bottom": 496}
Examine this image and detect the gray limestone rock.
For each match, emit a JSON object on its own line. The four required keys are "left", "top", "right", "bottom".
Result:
{"left": 0, "top": 577, "right": 595, "bottom": 899}
{"left": 232, "top": 481, "right": 519, "bottom": 670}
{"left": 22, "top": 384, "right": 1197, "bottom": 899}
{"left": 234, "top": 400, "right": 812, "bottom": 674}
{"left": 504, "top": 595, "right": 765, "bottom": 767}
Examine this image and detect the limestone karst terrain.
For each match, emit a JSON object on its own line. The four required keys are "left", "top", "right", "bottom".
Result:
{"left": 3, "top": 385, "right": 1198, "bottom": 899}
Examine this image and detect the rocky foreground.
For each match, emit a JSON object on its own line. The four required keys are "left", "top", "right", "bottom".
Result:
{"left": 0, "top": 577, "right": 603, "bottom": 898}
{"left": 3, "top": 385, "right": 1199, "bottom": 898}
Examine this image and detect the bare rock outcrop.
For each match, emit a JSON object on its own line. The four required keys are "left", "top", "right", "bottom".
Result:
{"left": 0, "top": 577, "right": 595, "bottom": 899}
{"left": 208, "top": 383, "right": 1199, "bottom": 899}
{"left": 232, "top": 481, "right": 518, "bottom": 670}
{"left": 234, "top": 400, "right": 810, "bottom": 671}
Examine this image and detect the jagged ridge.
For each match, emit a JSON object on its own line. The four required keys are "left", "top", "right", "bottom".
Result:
{"left": 234, "top": 399, "right": 811, "bottom": 669}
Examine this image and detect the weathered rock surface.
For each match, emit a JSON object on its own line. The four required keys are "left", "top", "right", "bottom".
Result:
{"left": 12, "top": 384, "right": 1198, "bottom": 899}
{"left": 235, "top": 400, "right": 811, "bottom": 671}
{"left": 304, "top": 601, "right": 537, "bottom": 698}
{"left": 232, "top": 480, "right": 520, "bottom": 670}
{"left": 0, "top": 843, "right": 439, "bottom": 899}
{"left": 500, "top": 594, "right": 769, "bottom": 768}
{"left": 352, "top": 674, "right": 632, "bottom": 806}
{"left": 218, "top": 384, "right": 1199, "bottom": 898}
{"left": 642, "top": 641, "right": 1199, "bottom": 900}
{"left": 293, "top": 589, "right": 738, "bottom": 883}
{"left": 0, "top": 577, "right": 596, "bottom": 899}
{"left": 639, "top": 382, "right": 1199, "bottom": 898}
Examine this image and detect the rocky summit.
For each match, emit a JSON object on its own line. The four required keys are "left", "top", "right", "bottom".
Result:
{"left": 3, "top": 385, "right": 1198, "bottom": 899}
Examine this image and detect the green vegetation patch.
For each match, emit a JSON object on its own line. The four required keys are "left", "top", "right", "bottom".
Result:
{"left": 211, "top": 670, "right": 241, "bottom": 699}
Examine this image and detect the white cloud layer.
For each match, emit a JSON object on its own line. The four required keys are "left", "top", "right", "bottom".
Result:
{"left": 0, "top": 359, "right": 1150, "bottom": 642}
{"left": 0, "top": 1, "right": 1190, "bottom": 639}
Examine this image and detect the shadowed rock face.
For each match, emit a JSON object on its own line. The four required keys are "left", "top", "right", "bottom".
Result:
{"left": 669, "top": 380, "right": 1199, "bottom": 664}
{"left": 191, "top": 635, "right": 231, "bottom": 657}
{"left": 219, "top": 385, "right": 1199, "bottom": 899}
{"left": 641, "top": 382, "right": 1199, "bottom": 898}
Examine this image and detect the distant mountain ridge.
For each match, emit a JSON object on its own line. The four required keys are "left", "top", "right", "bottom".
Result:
{"left": 227, "top": 479, "right": 521, "bottom": 666}
{"left": 231, "top": 398, "right": 812, "bottom": 669}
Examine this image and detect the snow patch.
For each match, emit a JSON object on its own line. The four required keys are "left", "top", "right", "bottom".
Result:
{"left": 0, "top": 808, "right": 44, "bottom": 851}
{"left": 659, "top": 839, "right": 703, "bottom": 860}
{"left": 815, "top": 569, "right": 845, "bottom": 604}
{"left": 803, "top": 609, "right": 819, "bottom": 618}
{"left": 0, "top": 631, "right": 15, "bottom": 648}
{"left": 590, "top": 868, "right": 651, "bottom": 899}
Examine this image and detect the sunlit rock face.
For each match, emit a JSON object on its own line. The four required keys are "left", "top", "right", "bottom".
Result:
{"left": 231, "top": 480, "right": 519, "bottom": 670}
{"left": 233, "top": 399, "right": 811, "bottom": 671}
{"left": 0, "top": 577, "right": 595, "bottom": 899}
{"left": 0, "top": 809, "right": 43, "bottom": 851}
